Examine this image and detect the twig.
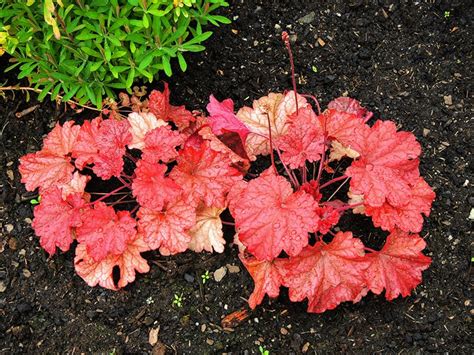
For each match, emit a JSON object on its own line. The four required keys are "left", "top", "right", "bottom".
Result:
{"left": 15, "top": 104, "right": 40, "bottom": 118}
{"left": 0, "top": 85, "right": 101, "bottom": 112}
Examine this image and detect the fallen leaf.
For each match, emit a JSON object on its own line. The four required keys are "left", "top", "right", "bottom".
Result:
{"left": 148, "top": 326, "right": 160, "bottom": 346}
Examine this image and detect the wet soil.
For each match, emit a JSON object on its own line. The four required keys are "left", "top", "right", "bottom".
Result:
{"left": 1, "top": 0, "right": 473, "bottom": 353}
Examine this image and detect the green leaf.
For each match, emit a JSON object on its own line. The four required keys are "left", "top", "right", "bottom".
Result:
{"left": 126, "top": 67, "right": 135, "bottom": 88}
{"left": 38, "top": 82, "right": 55, "bottom": 101}
{"left": 162, "top": 55, "right": 172, "bottom": 77}
{"left": 76, "top": 31, "right": 98, "bottom": 41}
{"left": 177, "top": 52, "right": 187, "bottom": 72}
{"left": 90, "top": 61, "right": 103, "bottom": 72}
{"left": 85, "top": 85, "right": 96, "bottom": 106}
{"left": 183, "top": 31, "right": 212, "bottom": 46}
{"left": 142, "top": 13, "right": 150, "bottom": 29}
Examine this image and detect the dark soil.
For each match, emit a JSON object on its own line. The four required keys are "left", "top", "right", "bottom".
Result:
{"left": 1, "top": 0, "right": 473, "bottom": 353}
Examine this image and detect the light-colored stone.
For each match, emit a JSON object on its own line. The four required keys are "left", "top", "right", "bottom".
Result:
{"left": 226, "top": 264, "right": 240, "bottom": 274}
{"left": 213, "top": 266, "right": 227, "bottom": 282}
{"left": 444, "top": 95, "right": 453, "bottom": 105}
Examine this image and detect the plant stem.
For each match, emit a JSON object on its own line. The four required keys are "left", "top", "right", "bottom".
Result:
{"left": 326, "top": 177, "right": 350, "bottom": 201}
{"left": 320, "top": 175, "right": 348, "bottom": 189}
{"left": 264, "top": 113, "right": 278, "bottom": 175}
{"left": 89, "top": 184, "right": 129, "bottom": 205}
{"left": 302, "top": 94, "right": 322, "bottom": 116}
{"left": 282, "top": 31, "right": 299, "bottom": 114}
{"left": 221, "top": 221, "right": 235, "bottom": 226}
{"left": 0, "top": 86, "right": 101, "bottom": 111}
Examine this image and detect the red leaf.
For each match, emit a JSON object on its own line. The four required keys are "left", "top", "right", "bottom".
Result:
{"left": 43, "top": 121, "right": 80, "bottom": 156}
{"left": 57, "top": 171, "right": 90, "bottom": 200}
{"left": 207, "top": 95, "right": 250, "bottom": 144}
{"left": 320, "top": 108, "right": 369, "bottom": 158}
{"left": 132, "top": 159, "right": 182, "bottom": 210}
{"left": 365, "top": 230, "right": 431, "bottom": 300}
{"left": 148, "top": 83, "right": 195, "bottom": 130}
{"left": 315, "top": 204, "right": 342, "bottom": 235}
{"left": 327, "top": 97, "right": 372, "bottom": 121}
{"left": 72, "top": 118, "right": 131, "bottom": 179}
{"left": 74, "top": 233, "right": 150, "bottom": 290}
{"left": 346, "top": 120, "right": 421, "bottom": 207}
{"left": 232, "top": 170, "right": 319, "bottom": 260}
{"left": 148, "top": 84, "right": 171, "bottom": 120}
{"left": 169, "top": 141, "right": 243, "bottom": 208}
{"left": 239, "top": 254, "right": 284, "bottom": 309}
{"left": 277, "top": 107, "right": 325, "bottom": 168}
{"left": 72, "top": 117, "right": 102, "bottom": 169}
{"left": 279, "top": 231, "right": 369, "bottom": 313}
{"left": 138, "top": 199, "right": 196, "bottom": 255}
{"left": 127, "top": 112, "right": 167, "bottom": 150}
{"left": 142, "top": 126, "right": 184, "bottom": 163}
{"left": 76, "top": 202, "right": 137, "bottom": 262}
{"left": 168, "top": 105, "right": 196, "bottom": 130}
{"left": 365, "top": 177, "right": 435, "bottom": 233}
{"left": 32, "top": 187, "right": 87, "bottom": 255}
{"left": 19, "top": 151, "right": 75, "bottom": 192}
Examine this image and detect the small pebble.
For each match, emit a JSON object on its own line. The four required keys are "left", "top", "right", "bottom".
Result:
{"left": 184, "top": 273, "right": 194, "bottom": 283}
{"left": 280, "top": 327, "right": 289, "bottom": 335}
{"left": 213, "top": 266, "right": 227, "bottom": 282}
{"left": 0, "top": 281, "right": 6, "bottom": 293}
{"left": 302, "top": 342, "right": 310, "bottom": 353}
{"left": 423, "top": 128, "right": 430, "bottom": 137}
{"left": 443, "top": 95, "right": 453, "bottom": 105}
{"left": 8, "top": 238, "right": 18, "bottom": 250}
{"left": 5, "top": 224, "right": 14, "bottom": 233}
{"left": 226, "top": 264, "right": 240, "bottom": 273}
{"left": 22, "top": 269, "right": 31, "bottom": 278}
{"left": 274, "top": 23, "right": 281, "bottom": 30}
{"left": 143, "top": 317, "right": 154, "bottom": 326}
{"left": 7, "top": 170, "right": 14, "bottom": 181}
{"left": 206, "top": 338, "right": 214, "bottom": 345}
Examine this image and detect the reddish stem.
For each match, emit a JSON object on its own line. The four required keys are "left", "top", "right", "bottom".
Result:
{"left": 125, "top": 153, "right": 138, "bottom": 163}
{"left": 364, "top": 247, "right": 378, "bottom": 253}
{"left": 89, "top": 184, "right": 128, "bottom": 205}
{"left": 221, "top": 221, "right": 235, "bottom": 226}
{"left": 117, "top": 176, "right": 131, "bottom": 188}
{"left": 333, "top": 202, "right": 364, "bottom": 212}
{"left": 275, "top": 146, "right": 299, "bottom": 188}
{"left": 319, "top": 175, "right": 348, "bottom": 190}
{"left": 265, "top": 113, "right": 278, "bottom": 175}
{"left": 282, "top": 31, "right": 299, "bottom": 115}
{"left": 302, "top": 94, "right": 322, "bottom": 116}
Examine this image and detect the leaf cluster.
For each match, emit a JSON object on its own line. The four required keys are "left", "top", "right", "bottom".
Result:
{"left": 0, "top": 0, "right": 230, "bottom": 107}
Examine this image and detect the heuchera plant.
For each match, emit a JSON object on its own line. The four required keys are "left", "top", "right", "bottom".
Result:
{"left": 18, "top": 32, "right": 435, "bottom": 313}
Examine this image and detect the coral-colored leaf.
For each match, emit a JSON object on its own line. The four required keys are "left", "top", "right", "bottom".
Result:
{"left": 32, "top": 187, "right": 87, "bottom": 255}
{"left": 127, "top": 112, "right": 167, "bottom": 150}
{"left": 320, "top": 108, "right": 369, "bottom": 159}
{"left": 188, "top": 204, "right": 226, "bottom": 253}
{"left": 365, "top": 230, "right": 431, "bottom": 300}
{"left": 168, "top": 105, "right": 196, "bottom": 130}
{"left": 148, "top": 84, "right": 171, "bottom": 120}
{"left": 236, "top": 91, "right": 308, "bottom": 159}
{"left": 365, "top": 177, "right": 435, "bottom": 233}
{"left": 232, "top": 170, "right": 319, "bottom": 260}
{"left": 346, "top": 120, "right": 421, "bottom": 207}
{"left": 132, "top": 159, "right": 182, "bottom": 210}
{"left": 327, "top": 97, "right": 372, "bottom": 121}
{"left": 19, "top": 151, "right": 75, "bottom": 192}
{"left": 138, "top": 200, "right": 196, "bottom": 255}
{"left": 277, "top": 107, "right": 325, "bottom": 168}
{"left": 57, "top": 171, "right": 90, "bottom": 200}
{"left": 279, "top": 231, "right": 369, "bottom": 313}
{"left": 315, "top": 203, "right": 343, "bottom": 235}
{"left": 43, "top": 121, "right": 80, "bottom": 156}
{"left": 169, "top": 141, "right": 243, "bottom": 208}
{"left": 74, "top": 233, "right": 150, "bottom": 290}
{"left": 239, "top": 254, "right": 284, "bottom": 309}
{"left": 207, "top": 95, "right": 250, "bottom": 143}
{"left": 71, "top": 117, "right": 102, "bottom": 169}
{"left": 142, "top": 126, "right": 184, "bottom": 163}
{"left": 76, "top": 202, "right": 136, "bottom": 262}
{"left": 148, "top": 83, "right": 195, "bottom": 130}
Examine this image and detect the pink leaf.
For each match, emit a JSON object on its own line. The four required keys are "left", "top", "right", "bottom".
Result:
{"left": 142, "top": 126, "right": 184, "bottom": 163}
{"left": 32, "top": 187, "right": 87, "bottom": 255}
{"left": 43, "top": 121, "right": 80, "bottom": 156}
{"left": 346, "top": 120, "right": 421, "bottom": 207}
{"left": 132, "top": 159, "right": 182, "bottom": 210}
{"left": 240, "top": 254, "right": 284, "bottom": 309}
{"left": 365, "top": 230, "right": 431, "bottom": 300}
{"left": 138, "top": 199, "right": 196, "bottom": 255}
{"left": 74, "top": 233, "right": 150, "bottom": 290}
{"left": 75, "top": 202, "right": 137, "bottom": 262}
{"left": 232, "top": 169, "right": 319, "bottom": 260}
{"left": 279, "top": 231, "right": 369, "bottom": 313}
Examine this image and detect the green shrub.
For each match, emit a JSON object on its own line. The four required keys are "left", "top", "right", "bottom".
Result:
{"left": 0, "top": 0, "right": 230, "bottom": 107}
